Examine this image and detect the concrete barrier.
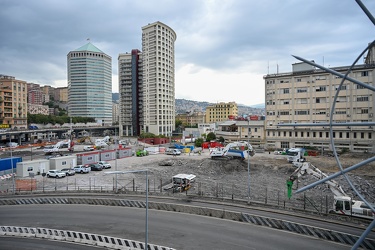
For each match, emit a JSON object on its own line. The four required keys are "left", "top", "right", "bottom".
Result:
{"left": 1, "top": 225, "right": 175, "bottom": 250}
{"left": 0, "top": 196, "right": 374, "bottom": 249}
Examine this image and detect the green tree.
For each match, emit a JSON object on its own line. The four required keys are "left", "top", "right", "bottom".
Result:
{"left": 218, "top": 136, "right": 225, "bottom": 143}
{"left": 206, "top": 132, "right": 216, "bottom": 142}
{"left": 195, "top": 138, "right": 204, "bottom": 147}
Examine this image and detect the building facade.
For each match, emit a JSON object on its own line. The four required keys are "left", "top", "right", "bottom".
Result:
{"left": 141, "top": 21, "right": 177, "bottom": 136}
{"left": 112, "top": 102, "right": 119, "bottom": 124}
{"left": 216, "top": 120, "right": 266, "bottom": 148}
{"left": 67, "top": 42, "right": 112, "bottom": 125}
{"left": 27, "top": 83, "right": 43, "bottom": 105}
{"left": 176, "top": 111, "right": 205, "bottom": 127}
{"left": 205, "top": 102, "right": 238, "bottom": 123}
{"left": 0, "top": 75, "right": 28, "bottom": 129}
{"left": 264, "top": 60, "right": 375, "bottom": 152}
{"left": 118, "top": 49, "right": 143, "bottom": 136}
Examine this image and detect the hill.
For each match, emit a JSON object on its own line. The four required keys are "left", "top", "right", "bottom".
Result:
{"left": 112, "top": 94, "right": 265, "bottom": 116}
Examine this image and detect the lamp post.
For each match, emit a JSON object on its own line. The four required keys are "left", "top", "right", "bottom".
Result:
{"left": 247, "top": 121, "right": 251, "bottom": 203}
{"left": 105, "top": 169, "right": 148, "bottom": 249}
{"left": 30, "top": 144, "right": 33, "bottom": 161}
{"left": 9, "top": 133, "right": 15, "bottom": 194}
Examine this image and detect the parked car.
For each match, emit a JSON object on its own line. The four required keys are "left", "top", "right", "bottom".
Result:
{"left": 98, "top": 161, "right": 111, "bottom": 169}
{"left": 89, "top": 163, "right": 103, "bottom": 171}
{"left": 46, "top": 170, "right": 66, "bottom": 178}
{"left": 73, "top": 165, "right": 91, "bottom": 174}
{"left": 60, "top": 168, "right": 75, "bottom": 176}
{"left": 83, "top": 145, "right": 95, "bottom": 151}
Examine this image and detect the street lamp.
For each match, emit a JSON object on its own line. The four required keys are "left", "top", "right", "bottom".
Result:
{"left": 104, "top": 169, "right": 149, "bottom": 249}
{"left": 247, "top": 121, "right": 251, "bottom": 203}
{"left": 9, "top": 133, "right": 15, "bottom": 194}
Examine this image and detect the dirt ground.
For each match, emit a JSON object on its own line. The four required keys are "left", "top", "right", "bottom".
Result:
{"left": 116, "top": 149, "right": 375, "bottom": 204}
{"left": 2, "top": 146, "right": 375, "bottom": 205}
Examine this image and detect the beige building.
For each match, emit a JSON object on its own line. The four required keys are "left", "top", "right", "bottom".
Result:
{"left": 55, "top": 87, "right": 68, "bottom": 102}
{"left": 205, "top": 102, "right": 238, "bottom": 123}
{"left": 0, "top": 75, "right": 28, "bottom": 129}
{"left": 216, "top": 120, "right": 266, "bottom": 148}
{"left": 176, "top": 111, "right": 205, "bottom": 127}
{"left": 141, "top": 21, "right": 177, "bottom": 136}
{"left": 264, "top": 59, "right": 375, "bottom": 153}
{"left": 112, "top": 102, "right": 119, "bottom": 124}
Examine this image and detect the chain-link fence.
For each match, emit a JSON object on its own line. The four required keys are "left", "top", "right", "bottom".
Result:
{"left": 0, "top": 176, "right": 334, "bottom": 216}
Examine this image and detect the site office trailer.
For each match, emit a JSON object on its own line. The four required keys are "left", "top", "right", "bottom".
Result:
{"left": 77, "top": 151, "right": 100, "bottom": 165}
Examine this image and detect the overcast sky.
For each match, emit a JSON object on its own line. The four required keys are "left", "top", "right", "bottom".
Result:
{"left": 1, "top": 0, "right": 375, "bottom": 106}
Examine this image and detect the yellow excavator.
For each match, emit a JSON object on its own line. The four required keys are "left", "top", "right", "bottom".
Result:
{"left": 77, "top": 136, "right": 92, "bottom": 144}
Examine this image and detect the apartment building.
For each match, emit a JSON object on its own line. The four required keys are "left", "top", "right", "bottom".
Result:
{"left": 141, "top": 21, "right": 177, "bottom": 136}
{"left": 176, "top": 111, "right": 205, "bottom": 127}
{"left": 205, "top": 102, "right": 238, "bottom": 123}
{"left": 264, "top": 59, "right": 375, "bottom": 152}
{"left": 55, "top": 87, "right": 68, "bottom": 103}
{"left": 27, "top": 83, "right": 43, "bottom": 105}
{"left": 118, "top": 49, "right": 143, "bottom": 136}
{"left": 0, "top": 75, "right": 28, "bottom": 129}
{"left": 67, "top": 42, "right": 112, "bottom": 125}
{"left": 112, "top": 102, "right": 120, "bottom": 124}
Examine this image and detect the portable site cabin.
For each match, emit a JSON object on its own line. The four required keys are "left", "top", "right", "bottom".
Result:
{"left": 49, "top": 155, "right": 77, "bottom": 170}
{"left": 16, "top": 160, "right": 49, "bottom": 177}
{"left": 77, "top": 151, "right": 100, "bottom": 165}
{"left": 100, "top": 149, "right": 116, "bottom": 161}
{"left": 145, "top": 147, "right": 160, "bottom": 154}
{"left": 117, "top": 147, "right": 133, "bottom": 159}
{"left": 0, "top": 157, "right": 22, "bottom": 175}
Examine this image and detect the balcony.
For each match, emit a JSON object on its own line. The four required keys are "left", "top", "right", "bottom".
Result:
{"left": 216, "top": 131, "right": 240, "bottom": 136}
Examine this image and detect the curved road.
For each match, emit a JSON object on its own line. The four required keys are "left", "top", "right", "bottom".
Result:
{"left": 0, "top": 203, "right": 349, "bottom": 250}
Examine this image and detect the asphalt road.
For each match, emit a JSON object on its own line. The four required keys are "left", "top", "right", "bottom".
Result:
{"left": 0, "top": 204, "right": 349, "bottom": 250}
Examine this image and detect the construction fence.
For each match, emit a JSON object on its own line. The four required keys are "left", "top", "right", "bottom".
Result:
{"left": 0, "top": 176, "right": 334, "bottom": 217}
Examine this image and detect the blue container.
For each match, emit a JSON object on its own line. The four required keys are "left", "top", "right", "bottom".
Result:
{"left": 0, "top": 157, "right": 22, "bottom": 171}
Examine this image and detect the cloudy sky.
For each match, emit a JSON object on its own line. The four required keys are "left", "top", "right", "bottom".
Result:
{"left": 1, "top": 0, "right": 375, "bottom": 106}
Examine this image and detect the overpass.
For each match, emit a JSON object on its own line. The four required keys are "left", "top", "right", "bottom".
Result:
{"left": 0, "top": 125, "right": 119, "bottom": 145}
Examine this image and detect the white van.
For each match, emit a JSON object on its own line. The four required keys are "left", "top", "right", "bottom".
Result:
{"left": 6, "top": 142, "right": 18, "bottom": 148}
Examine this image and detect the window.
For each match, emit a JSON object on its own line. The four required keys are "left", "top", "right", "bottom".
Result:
{"left": 357, "top": 96, "right": 369, "bottom": 102}
{"left": 283, "top": 88, "right": 290, "bottom": 94}
{"left": 316, "top": 86, "right": 326, "bottom": 92}
{"left": 27, "top": 167, "right": 33, "bottom": 171}
{"left": 295, "top": 132, "right": 297, "bottom": 137}
{"left": 301, "top": 132, "right": 304, "bottom": 137}
{"left": 361, "top": 132, "right": 365, "bottom": 139}
{"left": 326, "top": 132, "right": 329, "bottom": 138}
{"left": 369, "top": 133, "right": 372, "bottom": 139}
{"left": 319, "top": 132, "right": 322, "bottom": 137}
{"left": 353, "top": 132, "right": 357, "bottom": 139}
{"left": 361, "top": 71, "right": 369, "bottom": 77}
{"left": 361, "top": 109, "right": 369, "bottom": 114}
{"left": 297, "top": 88, "right": 307, "bottom": 93}
{"left": 346, "top": 132, "right": 350, "bottom": 138}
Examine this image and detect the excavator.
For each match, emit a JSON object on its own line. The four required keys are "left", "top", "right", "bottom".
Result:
{"left": 210, "top": 141, "right": 255, "bottom": 160}
{"left": 289, "top": 161, "right": 374, "bottom": 220}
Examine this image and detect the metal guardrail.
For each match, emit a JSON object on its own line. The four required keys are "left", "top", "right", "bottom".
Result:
{"left": 0, "top": 225, "right": 175, "bottom": 250}
{"left": 0, "top": 197, "right": 374, "bottom": 249}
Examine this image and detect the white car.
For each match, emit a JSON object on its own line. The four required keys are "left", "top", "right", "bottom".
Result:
{"left": 46, "top": 170, "right": 66, "bottom": 178}
{"left": 83, "top": 146, "right": 95, "bottom": 151}
{"left": 98, "top": 161, "right": 111, "bottom": 169}
{"left": 73, "top": 165, "right": 91, "bottom": 174}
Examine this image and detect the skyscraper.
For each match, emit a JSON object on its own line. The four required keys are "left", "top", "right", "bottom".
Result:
{"left": 118, "top": 21, "right": 176, "bottom": 137}
{"left": 67, "top": 42, "right": 112, "bottom": 125}
{"left": 142, "top": 21, "right": 176, "bottom": 136}
{"left": 118, "top": 49, "right": 143, "bottom": 136}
